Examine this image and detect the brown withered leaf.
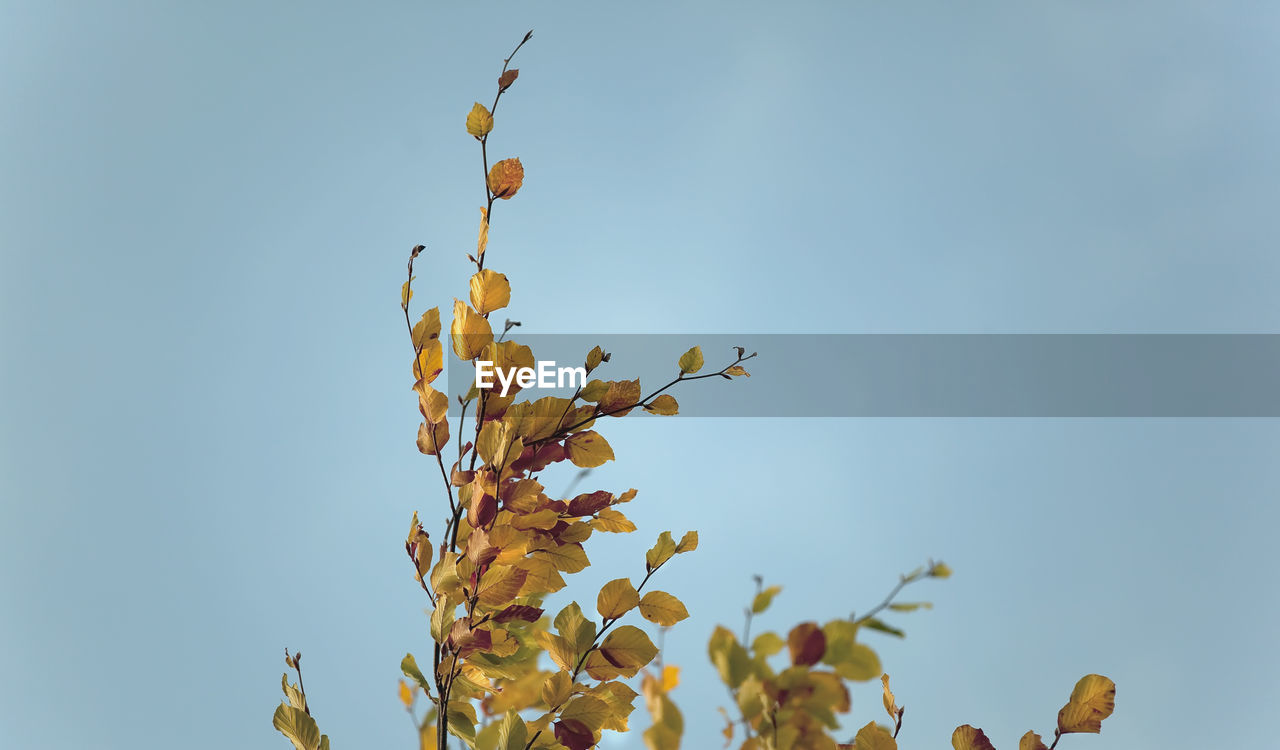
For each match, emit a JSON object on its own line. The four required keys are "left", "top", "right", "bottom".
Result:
{"left": 498, "top": 69, "right": 519, "bottom": 90}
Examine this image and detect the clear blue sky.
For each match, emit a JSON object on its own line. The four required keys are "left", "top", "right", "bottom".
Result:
{"left": 3, "top": 2, "right": 1278, "bottom": 749}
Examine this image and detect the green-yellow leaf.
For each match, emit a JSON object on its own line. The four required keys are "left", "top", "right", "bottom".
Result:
{"left": 282, "top": 673, "right": 306, "bottom": 712}
{"left": 448, "top": 703, "right": 478, "bottom": 749}
{"left": 708, "top": 626, "right": 751, "bottom": 689}
{"left": 565, "top": 431, "right": 614, "bottom": 468}
{"left": 644, "top": 394, "right": 679, "bottom": 415}
{"left": 833, "top": 642, "right": 881, "bottom": 681}
{"left": 674, "top": 530, "right": 698, "bottom": 553}
{"left": 677, "top": 346, "right": 703, "bottom": 374}
{"left": 497, "top": 710, "right": 528, "bottom": 750}
{"left": 751, "top": 631, "right": 784, "bottom": 657}
{"left": 638, "top": 590, "right": 689, "bottom": 626}
{"left": 751, "top": 585, "right": 782, "bottom": 614}
{"left": 597, "top": 578, "right": 640, "bottom": 619}
{"left": 401, "top": 653, "right": 431, "bottom": 692}
{"left": 886, "top": 602, "right": 931, "bottom": 612}
{"left": 853, "top": 721, "right": 898, "bottom": 750}
{"left": 273, "top": 703, "right": 322, "bottom": 750}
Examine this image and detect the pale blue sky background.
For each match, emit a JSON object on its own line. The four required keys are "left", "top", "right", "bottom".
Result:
{"left": 3, "top": 2, "right": 1278, "bottom": 749}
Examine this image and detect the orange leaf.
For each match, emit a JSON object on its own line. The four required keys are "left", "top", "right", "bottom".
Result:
{"left": 488, "top": 158, "right": 524, "bottom": 199}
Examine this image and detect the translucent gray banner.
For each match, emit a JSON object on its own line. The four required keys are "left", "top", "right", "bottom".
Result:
{"left": 439, "top": 335, "right": 1280, "bottom": 417}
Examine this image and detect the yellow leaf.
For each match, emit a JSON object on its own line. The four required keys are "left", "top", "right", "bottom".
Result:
{"left": 466, "top": 102, "right": 494, "bottom": 138}
{"left": 417, "top": 420, "right": 450, "bottom": 456}
{"left": 853, "top": 721, "right": 897, "bottom": 750}
{"left": 644, "top": 394, "right": 679, "bottom": 415}
{"left": 470, "top": 269, "right": 511, "bottom": 315}
{"left": 881, "top": 673, "right": 898, "bottom": 720}
{"left": 451, "top": 299, "right": 493, "bottom": 360}
{"left": 597, "top": 578, "right": 641, "bottom": 619}
{"left": 516, "top": 555, "right": 566, "bottom": 595}
{"left": 488, "top": 158, "right": 524, "bottom": 199}
{"left": 1057, "top": 674, "right": 1116, "bottom": 734}
{"left": 638, "top": 591, "right": 689, "bottom": 626}
{"left": 598, "top": 625, "right": 658, "bottom": 675}
{"left": 586, "top": 345, "right": 606, "bottom": 371}
{"left": 725, "top": 365, "right": 750, "bottom": 377}
{"left": 477, "top": 207, "right": 489, "bottom": 260}
{"left": 952, "top": 725, "right": 996, "bottom": 750}
{"left": 412, "top": 307, "right": 442, "bottom": 349}
{"left": 401, "top": 276, "right": 415, "bottom": 307}
{"left": 677, "top": 346, "right": 703, "bottom": 374}
{"left": 560, "top": 695, "right": 611, "bottom": 733}
{"left": 1019, "top": 731, "right": 1049, "bottom": 750}
{"left": 534, "top": 630, "right": 578, "bottom": 673}
{"left": 565, "top": 431, "right": 614, "bottom": 468}
{"left": 475, "top": 565, "right": 528, "bottom": 607}
{"left": 661, "top": 665, "right": 679, "bottom": 692}
{"left": 542, "top": 670, "right": 572, "bottom": 708}
{"left": 645, "top": 531, "right": 676, "bottom": 571}
{"left": 413, "top": 340, "right": 443, "bottom": 385}
{"left": 417, "top": 383, "right": 449, "bottom": 424}
{"left": 597, "top": 378, "right": 641, "bottom": 416}
{"left": 590, "top": 508, "right": 637, "bottom": 533}
{"left": 930, "top": 561, "right": 952, "bottom": 578}
{"left": 535, "top": 543, "right": 590, "bottom": 573}
{"left": 398, "top": 679, "right": 414, "bottom": 708}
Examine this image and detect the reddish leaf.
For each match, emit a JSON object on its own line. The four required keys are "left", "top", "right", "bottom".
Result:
{"left": 567, "top": 491, "right": 612, "bottom": 517}
{"left": 787, "top": 622, "right": 826, "bottom": 667}
{"left": 554, "top": 719, "right": 594, "bottom": 750}
{"left": 469, "top": 491, "right": 498, "bottom": 529}
{"left": 493, "top": 604, "right": 544, "bottom": 623}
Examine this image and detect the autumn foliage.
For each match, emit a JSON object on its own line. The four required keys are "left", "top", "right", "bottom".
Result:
{"left": 272, "top": 32, "right": 1117, "bottom": 750}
